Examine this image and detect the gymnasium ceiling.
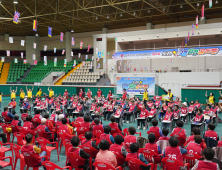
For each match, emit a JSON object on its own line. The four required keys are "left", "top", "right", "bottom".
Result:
{"left": 0, "top": 0, "right": 222, "bottom": 36}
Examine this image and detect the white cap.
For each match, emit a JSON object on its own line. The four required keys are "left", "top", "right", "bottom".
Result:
{"left": 59, "top": 114, "right": 64, "bottom": 120}
{"left": 182, "top": 102, "right": 187, "bottom": 107}
{"left": 41, "top": 118, "right": 47, "bottom": 124}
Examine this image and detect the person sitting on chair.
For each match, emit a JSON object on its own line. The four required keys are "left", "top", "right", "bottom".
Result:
{"left": 145, "top": 134, "right": 161, "bottom": 154}
{"left": 100, "top": 125, "right": 114, "bottom": 144}
{"left": 186, "top": 135, "right": 202, "bottom": 156}
{"left": 110, "top": 135, "right": 127, "bottom": 158}
{"left": 82, "top": 131, "right": 99, "bottom": 150}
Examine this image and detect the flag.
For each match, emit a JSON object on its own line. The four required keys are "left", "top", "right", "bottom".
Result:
{"left": 48, "top": 27, "right": 52, "bottom": 37}
{"left": 13, "top": 11, "right": 20, "bottom": 24}
{"left": 188, "top": 31, "right": 190, "bottom": 41}
{"left": 33, "top": 43, "right": 36, "bottom": 49}
{"left": 201, "top": 4, "right": 204, "bottom": 20}
{"left": 34, "top": 60, "right": 37, "bottom": 65}
{"left": 87, "top": 44, "right": 91, "bottom": 52}
{"left": 6, "top": 50, "right": 10, "bottom": 56}
{"left": 21, "top": 52, "right": 23, "bottom": 58}
{"left": 62, "top": 50, "right": 65, "bottom": 55}
{"left": 92, "top": 56, "right": 94, "bottom": 60}
{"left": 134, "top": 68, "right": 136, "bottom": 71}
{"left": 78, "top": 53, "right": 81, "bottom": 58}
{"left": 96, "top": 48, "right": 98, "bottom": 54}
{"left": 32, "top": 54, "right": 36, "bottom": 60}
{"left": 182, "top": 41, "right": 184, "bottom": 49}
{"left": 44, "top": 45, "right": 47, "bottom": 51}
{"left": 80, "top": 41, "right": 83, "bottom": 49}
{"left": 97, "top": 58, "right": 100, "bottom": 61}
{"left": 71, "top": 37, "right": 74, "bottom": 46}
{"left": 23, "top": 59, "right": 26, "bottom": 64}
{"left": 64, "top": 59, "right": 67, "bottom": 67}
{"left": 86, "top": 55, "right": 88, "bottom": 59}
{"left": 9, "top": 37, "right": 13, "bottom": 43}
{"left": 14, "top": 58, "right": 18, "bottom": 63}
{"left": 33, "top": 20, "right": 37, "bottom": 31}
{"left": 71, "top": 52, "right": 73, "bottom": 56}
{"left": 185, "top": 37, "right": 187, "bottom": 46}
{"left": 73, "top": 60, "right": 76, "bottom": 67}
{"left": 196, "top": 15, "right": 198, "bottom": 28}
{"left": 192, "top": 23, "right": 194, "bottom": 35}
{"left": 54, "top": 47, "right": 56, "bottom": 53}
{"left": 21, "top": 40, "right": 25, "bottom": 46}
{"left": 60, "top": 32, "right": 64, "bottom": 42}
{"left": 54, "top": 57, "right": 57, "bottom": 67}
{"left": 209, "top": 0, "right": 212, "bottom": 8}
{"left": 1, "top": 57, "right": 5, "bottom": 62}
{"left": 44, "top": 56, "right": 47, "bottom": 66}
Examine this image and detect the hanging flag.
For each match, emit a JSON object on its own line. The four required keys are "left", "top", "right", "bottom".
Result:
{"left": 103, "top": 58, "right": 106, "bottom": 63}
{"left": 44, "top": 56, "right": 47, "bottom": 66}
{"left": 1, "top": 57, "right": 5, "bottom": 62}
{"left": 64, "top": 59, "right": 67, "bottom": 67}
{"left": 34, "top": 60, "right": 37, "bottom": 65}
{"left": 86, "top": 55, "right": 88, "bottom": 59}
{"left": 54, "top": 47, "right": 56, "bottom": 53}
{"left": 33, "top": 43, "right": 36, "bottom": 49}
{"left": 54, "top": 57, "right": 57, "bottom": 67}
{"left": 80, "top": 41, "right": 83, "bottom": 49}
{"left": 209, "top": 0, "right": 212, "bottom": 8}
{"left": 60, "top": 32, "right": 64, "bottom": 42}
{"left": 21, "top": 40, "right": 25, "bottom": 46}
{"left": 182, "top": 41, "right": 184, "bottom": 49}
{"left": 33, "top": 20, "right": 37, "bottom": 31}
{"left": 71, "top": 51, "right": 73, "bottom": 56}
{"left": 188, "top": 31, "right": 190, "bottom": 41}
{"left": 97, "top": 58, "right": 100, "bottom": 61}
{"left": 83, "top": 61, "right": 85, "bottom": 66}
{"left": 185, "top": 37, "right": 187, "bottom": 46}
{"left": 96, "top": 48, "right": 98, "bottom": 55}
{"left": 32, "top": 54, "right": 36, "bottom": 60}
{"left": 14, "top": 58, "right": 18, "bottom": 63}
{"left": 196, "top": 15, "right": 198, "bottom": 28}
{"left": 44, "top": 45, "right": 47, "bottom": 51}
{"left": 48, "top": 27, "right": 52, "bottom": 37}
{"left": 134, "top": 68, "right": 136, "bottom": 71}
{"left": 105, "top": 64, "right": 107, "bottom": 68}
{"left": 71, "top": 37, "right": 75, "bottom": 46}
{"left": 201, "top": 4, "right": 204, "bottom": 20}
{"left": 21, "top": 52, "right": 23, "bottom": 58}
{"left": 87, "top": 44, "right": 91, "bottom": 52}
{"left": 192, "top": 23, "right": 194, "bottom": 35}
{"left": 78, "top": 53, "right": 81, "bottom": 58}
{"left": 23, "top": 59, "right": 26, "bottom": 64}
{"left": 13, "top": 11, "right": 20, "bottom": 24}
{"left": 6, "top": 50, "right": 10, "bottom": 56}
{"left": 92, "top": 56, "right": 94, "bottom": 60}
{"left": 9, "top": 37, "right": 13, "bottom": 43}
{"left": 62, "top": 50, "right": 65, "bottom": 55}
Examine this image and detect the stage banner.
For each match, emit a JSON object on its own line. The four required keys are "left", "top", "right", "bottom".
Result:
{"left": 113, "top": 46, "right": 222, "bottom": 59}
{"left": 117, "top": 77, "right": 155, "bottom": 95}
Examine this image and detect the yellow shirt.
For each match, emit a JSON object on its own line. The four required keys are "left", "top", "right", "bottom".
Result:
{"left": 209, "top": 96, "right": 215, "bottom": 104}
{"left": 36, "top": 91, "right": 42, "bottom": 97}
{"left": 143, "top": 91, "right": 148, "bottom": 100}
{"left": 27, "top": 91, "right": 32, "bottom": 98}
{"left": 20, "top": 92, "right": 25, "bottom": 99}
{"left": 167, "top": 93, "right": 173, "bottom": 101}
{"left": 11, "top": 92, "right": 16, "bottom": 99}
{"left": 0, "top": 95, "right": 2, "bottom": 102}
{"left": 49, "top": 91, "right": 54, "bottom": 97}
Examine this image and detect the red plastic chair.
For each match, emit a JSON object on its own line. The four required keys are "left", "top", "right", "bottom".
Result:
{"left": 32, "top": 118, "right": 40, "bottom": 128}
{"left": 110, "top": 127, "right": 121, "bottom": 136}
{"left": 170, "top": 133, "right": 186, "bottom": 147}
{"left": 67, "top": 152, "right": 91, "bottom": 170}
{"left": 11, "top": 124, "right": 21, "bottom": 143}
{"left": 0, "top": 141, "right": 13, "bottom": 162}
{"left": 36, "top": 137, "right": 59, "bottom": 161}
{"left": 64, "top": 140, "right": 72, "bottom": 165}
{"left": 57, "top": 131, "right": 74, "bottom": 153}
{"left": 0, "top": 156, "right": 13, "bottom": 170}
{"left": 183, "top": 153, "right": 201, "bottom": 169}
{"left": 93, "top": 131, "right": 103, "bottom": 139}
{"left": 36, "top": 128, "right": 54, "bottom": 142}
{"left": 42, "top": 161, "right": 71, "bottom": 170}
{"left": 0, "top": 123, "right": 10, "bottom": 142}
{"left": 72, "top": 121, "right": 81, "bottom": 128}
{"left": 113, "top": 152, "right": 126, "bottom": 167}
{"left": 162, "top": 157, "right": 190, "bottom": 170}
{"left": 80, "top": 145, "right": 99, "bottom": 158}
{"left": 76, "top": 127, "right": 88, "bottom": 136}
{"left": 147, "top": 131, "right": 161, "bottom": 143}
{"left": 79, "top": 134, "right": 86, "bottom": 144}
{"left": 126, "top": 158, "right": 154, "bottom": 170}
{"left": 12, "top": 144, "right": 26, "bottom": 170}
{"left": 21, "top": 151, "right": 48, "bottom": 170}
{"left": 123, "top": 128, "right": 141, "bottom": 137}
{"left": 14, "top": 132, "right": 26, "bottom": 145}
{"left": 139, "top": 148, "right": 163, "bottom": 170}
{"left": 113, "top": 133, "right": 125, "bottom": 138}
{"left": 93, "top": 161, "right": 123, "bottom": 170}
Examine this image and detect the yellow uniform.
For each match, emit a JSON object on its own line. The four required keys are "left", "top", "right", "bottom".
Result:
{"left": 27, "top": 91, "right": 32, "bottom": 98}
{"left": 209, "top": 96, "right": 215, "bottom": 104}
{"left": 20, "top": 92, "right": 25, "bottom": 99}
{"left": 167, "top": 93, "right": 173, "bottom": 101}
{"left": 0, "top": 95, "right": 2, "bottom": 102}
{"left": 11, "top": 92, "right": 16, "bottom": 99}
{"left": 36, "top": 90, "right": 42, "bottom": 97}
{"left": 49, "top": 91, "right": 54, "bottom": 98}
{"left": 143, "top": 91, "right": 149, "bottom": 101}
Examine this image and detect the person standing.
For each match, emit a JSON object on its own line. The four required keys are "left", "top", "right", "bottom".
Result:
{"left": 20, "top": 89, "right": 25, "bottom": 104}
{"left": 10, "top": 86, "right": 17, "bottom": 100}
{"left": 97, "top": 88, "right": 102, "bottom": 98}
{"left": 122, "top": 89, "right": 128, "bottom": 100}
{"left": 140, "top": 88, "right": 149, "bottom": 104}
{"left": 48, "top": 87, "right": 54, "bottom": 98}
{"left": 205, "top": 91, "right": 215, "bottom": 104}
{"left": 26, "top": 85, "right": 34, "bottom": 107}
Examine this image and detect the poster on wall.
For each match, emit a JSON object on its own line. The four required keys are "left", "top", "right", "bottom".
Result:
{"left": 117, "top": 77, "right": 155, "bottom": 95}
{"left": 113, "top": 46, "right": 222, "bottom": 59}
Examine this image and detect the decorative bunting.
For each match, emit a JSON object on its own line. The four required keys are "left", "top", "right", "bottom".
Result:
{"left": 71, "top": 51, "right": 73, "bottom": 56}
{"left": 14, "top": 58, "right": 18, "bottom": 63}
{"left": 80, "top": 41, "right": 83, "bottom": 49}
{"left": 33, "top": 20, "right": 37, "bottom": 31}
{"left": 71, "top": 37, "right": 75, "bottom": 46}
{"left": 64, "top": 59, "right": 67, "bottom": 67}
{"left": 86, "top": 55, "right": 88, "bottom": 59}
{"left": 201, "top": 4, "right": 204, "bottom": 20}
{"left": 209, "top": 0, "right": 212, "bottom": 8}
{"left": 6, "top": 50, "right": 10, "bottom": 56}
{"left": 13, "top": 11, "right": 20, "bottom": 24}
{"left": 1, "top": 57, "right": 5, "bottom": 62}
{"left": 21, "top": 40, "right": 25, "bottom": 46}
{"left": 44, "top": 56, "right": 47, "bottom": 66}
{"left": 87, "top": 44, "right": 91, "bottom": 52}
{"left": 192, "top": 23, "right": 194, "bottom": 35}
{"left": 21, "top": 52, "right": 23, "bottom": 58}
{"left": 33, "top": 43, "right": 36, "bottom": 49}
{"left": 34, "top": 60, "right": 37, "bottom": 65}
{"left": 54, "top": 47, "right": 56, "bottom": 53}
{"left": 9, "top": 37, "right": 13, "bottom": 43}
{"left": 32, "top": 54, "right": 36, "bottom": 60}
{"left": 54, "top": 57, "right": 57, "bottom": 67}
{"left": 60, "top": 32, "right": 64, "bottom": 42}
{"left": 185, "top": 37, "right": 187, "bottom": 46}
{"left": 48, "top": 27, "right": 52, "bottom": 37}
{"left": 196, "top": 15, "right": 198, "bottom": 28}
{"left": 188, "top": 31, "right": 190, "bottom": 41}
{"left": 23, "top": 59, "right": 26, "bottom": 64}
{"left": 62, "top": 50, "right": 65, "bottom": 55}
{"left": 78, "top": 53, "right": 81, "bottom": 58}
{"left": 96, "top": 48, "right": 98, "bottom": 55}
{"left": 44, "top": 45, "right": 47, "bottom": 51}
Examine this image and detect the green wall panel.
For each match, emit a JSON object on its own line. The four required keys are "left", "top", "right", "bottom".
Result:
{"left": 181, "top": 88, "right": 221, "bottom": 104}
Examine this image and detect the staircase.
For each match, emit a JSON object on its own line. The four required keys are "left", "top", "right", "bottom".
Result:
{"left": 0, "top": 63, "right": 10, "bottom": 84}
{"left": 55, "top": 63, "right": 82, "bottom": 85}
{"left": 17, "top": 65, "right": 35, "bottom": 84}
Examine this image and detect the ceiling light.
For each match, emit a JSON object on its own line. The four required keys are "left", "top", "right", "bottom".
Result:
{"left": 71, "top": 29, "right": 74, "bottom": 32}
{"left": 196, "top": 2, "right": 199, "bottom": 6}
{"left": 107, "top": 15, "right": 109, "bottom": 19}
{"left": 163, "top": 8, "right": 165, "bottom": 11}
{"left": 180, "top": 5, "right": 183, "bottom": 8}
{"left": 120, "top": 13, "right": 122, "bottom": 17}
{"left": 35, "top": 33, "right": 38, "bottom": 36}
{"left": 95, "top": 16, "right": 98, "bottom": 20}
{"left": 215, "top": 0, "right": 218, "bottom": 4}
{"left": 148, "top": 9, "right": 151, "bottom": 13}
{"left": 13, "top": 0, "right": 18, "bottom": 4}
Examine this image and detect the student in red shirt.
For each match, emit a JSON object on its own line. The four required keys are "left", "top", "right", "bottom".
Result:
{"left": 122, "top": 89, "right": 127, "bottom": 100}
{"left": 186, "top": 135, "right": 202, "bottom": 156}
{"left": 110, "top": 135, "right": 127, "bottom": 158}
{"left": 124, "top": 127, "right": 137, "bottom": 152}
{"left": 79, "top": 88, "right": 84, "bottom": 99}
{"left": 75, "top": 112, "right": 84, "bottom": 123}
{"left": 162, "top": 106, "right": 173, "bottom": 130}
{"left": 171, "top": 120, "right": 187, "bottom": 143}
{"left": 21, "top": 134, "right": 47, "bottom": 168}
{"left": 86, "top": 88, "right": 92, "bottom": 99}
{"left": 159, "top": 102, "right": 167, "bottom": 121}
{"left": 23, "top": 115, "right": 35, "bottom": 136}
{"left": 97, "top": 88, "right": 102, "bottom": 98}
{"left": 100, "top": 125, "right": 114, "bottom": 144}
{"left": 82, "top": 131, "right": 99, "bottom": 151}
{"left": 158, "top": 128, "right": 169, "bottom": 141}
{"left": 203, "top": 123, "right": 219, "bottom": 148}
{"left": 191, "top": 108, "right": 204, "bottom": 132}
{"left": 137, "top": 104, "right": 149, "bottom": 130}
{"left": 21, "top": 108, "right": 29, "bottom": 123}
{"left": 147, "top": 119, "right": 163, "bottom": 142}
{"left": 92, "top": 118, "right": 104, "bottom": 134}
{"left": 109, "top": 116, "right": 122, "bottom": 132}
{"left": 103, "top": 100, "right": 114, "bottom": 121}
{"left": 145, "top": 134, "right": 162, "bottom": 154}
{"left": 107, "top": 90, "right": 113, "bottom": 101}
{"left": 2, "top": 107, "right": 14, "bottom": 123}
{"left": 33, "top": 109, "right": 42, "bottom": 125}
